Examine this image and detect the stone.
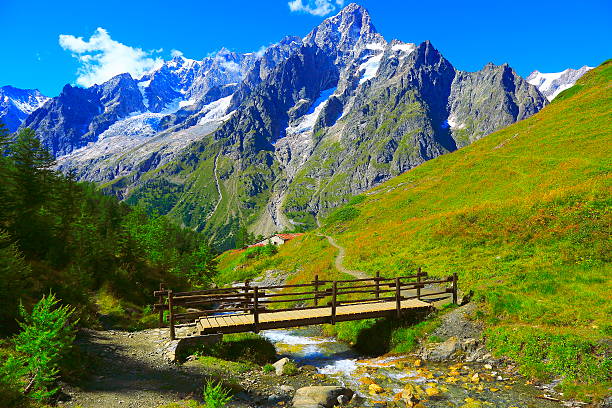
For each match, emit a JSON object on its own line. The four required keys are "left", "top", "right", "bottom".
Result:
{"left": 421, "top": 336, "right": 462, "bottom": 361}
{"left": 280, "top": 385, "right": 295, "bottom": 394}
{"left": 273, "top": 357, "right": 291, "bottom": 376}
{"left": 300, "top": 365, "right": 318, "bottom": 373}
{"left": 368, "top": 383, "right": 384, "bottom": 394}
{"left": 162, "top": 334, "right": 222, "bottom": 363}
{"left": 292, "top": 386, "right": 354, "bottom": 408}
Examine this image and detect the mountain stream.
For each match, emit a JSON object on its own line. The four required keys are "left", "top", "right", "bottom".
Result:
{"left": 261, "top": 327, "right": 569, "bottom": 408}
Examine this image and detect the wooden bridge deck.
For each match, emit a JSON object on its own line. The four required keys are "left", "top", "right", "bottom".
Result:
{"left": 196, "top": 298, "right": 431, "bottom": 335}
{"left": 154, "top": 270, "right": 458, "bottom": 339}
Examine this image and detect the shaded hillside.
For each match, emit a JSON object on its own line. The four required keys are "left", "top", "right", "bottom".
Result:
{"left": 0, "top": 127, "right": 216, "bottom": 335}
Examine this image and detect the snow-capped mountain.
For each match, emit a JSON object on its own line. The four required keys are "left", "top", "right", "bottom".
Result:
{"left": 22, "top": 40, "right": 302, "bottom": 157}
{"left": 526, "top": 66, "right": 592, "bottom": 101}
{"left": 19, "top": 3, "right": 550, "bottom": 249}
{"left": 0, "top": 86, "right": 49, "bottom": 132}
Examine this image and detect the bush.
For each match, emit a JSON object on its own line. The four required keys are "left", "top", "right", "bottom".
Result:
{"left": 282, "top": 360, "right": 299, "bottom": 376}
{"left": 0, "top": 293, "right": 77, "bottom": 401}
{"left": 202, "top": 380, "right": 232, "bottom": 408}
{"left": 262, "top": 364, "right": 275, "bottom": 373}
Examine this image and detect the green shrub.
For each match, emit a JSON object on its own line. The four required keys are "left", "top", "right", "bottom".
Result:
{"left": 262, "top": 364, "right": 275, "bottom": 373}
{"left": 0, "top": 293, "right": 77, "bottom": 402}
{"left": 282, "top": 360, "right": 299, "bottom": 376}
{"left": 202, "top": 380, "right": 232, "bottom": 408}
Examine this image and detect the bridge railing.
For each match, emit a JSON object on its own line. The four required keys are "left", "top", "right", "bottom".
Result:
{"left": 154, "top": 269, "right": 458, "bottom": 339}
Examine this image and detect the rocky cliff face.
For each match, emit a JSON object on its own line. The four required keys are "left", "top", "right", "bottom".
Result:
{"left": 449, "top": 63, "right": 546, "bottom": 147}
{"left": 20, "top": 3, "right": 548, "bottom": 249}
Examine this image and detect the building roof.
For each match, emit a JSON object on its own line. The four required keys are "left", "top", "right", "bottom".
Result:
{"left": 276, "top": 233, "right": 304, "bottom": 240}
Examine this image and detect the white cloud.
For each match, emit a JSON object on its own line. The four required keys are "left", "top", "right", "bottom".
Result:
{"left": 220, "top": 60, "right": 241, "bottom": 73}
{"left": 171, "top": 49, "right": 184, "bottom": 58}
{"left": 59, "top": 27, "right": 163, "bottom": 87}
{"left": 288, "top": 0, "right": 345, "bottom": 16}
{"left": 255, "top": 45, "right": 268, "bottom": 58}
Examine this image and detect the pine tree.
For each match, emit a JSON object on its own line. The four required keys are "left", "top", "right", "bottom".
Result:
{"left": 9, "top": 128, "right": 54, "bottom": 206}
{"left": 0, "top": 121, "right": 10, "bottom": 156}
{"left": 0, "top": 121, "right": 13, "bottom": 227}
{"left": 8, "top": 128, "right": 55, "bottom": 256}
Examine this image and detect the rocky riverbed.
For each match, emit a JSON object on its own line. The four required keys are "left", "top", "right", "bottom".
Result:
{"left": 57, "top": 306, "right": 592, "bottom": 408}
{"left": 260, "top": 326, "right": 577, "bottom": 408}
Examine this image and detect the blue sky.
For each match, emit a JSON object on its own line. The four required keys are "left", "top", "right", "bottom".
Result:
{"left": 1, "top": 0, "right": 610, "bottom": 96}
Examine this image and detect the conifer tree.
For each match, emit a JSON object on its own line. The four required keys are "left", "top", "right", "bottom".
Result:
{"left": 8, "top": 128, "right": 55, "bottom": 256}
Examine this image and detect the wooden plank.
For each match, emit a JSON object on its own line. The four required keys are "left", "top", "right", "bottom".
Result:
{"left": 199, "top": 318, "right": 211, "bottom": 329}
{"left": 262, "top": 311, "right": 295, "bottom": 322}
{"left": 227, "top": 315, "right": 241, "bottom": 325}
{"left": 235, "top": 314, "right": 253, "bottom": 325}
{"left": 211, "top": 317, "right": 224, "bottom": 328}
{"left": 219, "top": 316, "right": 234, "bottom": 327}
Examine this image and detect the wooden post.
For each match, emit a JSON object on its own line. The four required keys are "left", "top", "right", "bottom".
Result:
{"left": 331, "top": 281, "right": 337, "bottom": 325}
{"left": 313, "top": 274, "right": 319, "bottom": 307}
{"left": 168, "top": 290, "right": 176, "bottom": 340}
{"left": 452, "top": 272, "right": 458, "bottom": 304}
{"left": 416, "top": 267, "right": 421, "bottom": 300}
{"left": 375, "top": 271, "right": 380, "bottom": 299}
{"left": 243, "top": 280, "right": 251, "bottom": 312}
{"left": 395, "top": 277, "right": 401, "bottom": 319}
{"left": 158, "top": 283, "right": 165, "bottom": 329}
{"left": 253, "top": 287, "right": 259, "bottom": 333}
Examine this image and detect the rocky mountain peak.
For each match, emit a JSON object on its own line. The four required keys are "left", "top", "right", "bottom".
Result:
{"left": 216, "top": 47, "right": 233, "bottom": 58}
{"left": 303, "top": 3, "right": 381, "bottom": 58}
{"left": 411, "top": 40, "right": 446, "bottom": 68}
{"left": 0, "top": 86, "right": 49, "bottom": 132}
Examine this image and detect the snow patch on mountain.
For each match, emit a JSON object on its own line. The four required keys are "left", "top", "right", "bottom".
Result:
{"left": 286, "top": 87, "right": 337, "bottom": 135}
{"left": 445, "top": 115, "right": 465, "bottom": 130}
{"left": 526, "top": 66, "right": 593, "bottom": 101}
{"left": 197, "top": 94, "right": 234, "bottom": 125}
{"left": 98, "top": 97, "right": 184, "bottom": 140}
{"left": 391, "top": 43, "right": 416, "bottom": 59}
{"left": 359, "top": 52, "right": 384, "bottom": 84}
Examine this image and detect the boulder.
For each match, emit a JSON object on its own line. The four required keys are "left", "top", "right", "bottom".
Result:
{"left": 293, "top": 386, "right": 354, "bottom": 408}
{"left": 420, "top": 336, "right": 461, "bottom": 361}
{"left": 273, "top": 357, "right": 290, "bottom": 375}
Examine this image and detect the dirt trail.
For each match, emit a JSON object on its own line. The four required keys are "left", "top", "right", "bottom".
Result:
{"left": 59, "top": 328, "right": 208, "bottom": 408}
{"left": 59, "top": 328, "right": 334, "bottom": 408}
{"left": 318, "top": 232, "right": 452, "bottom": 306}
{"left": 318, "top": 233, "right": 370, "bottom": 280}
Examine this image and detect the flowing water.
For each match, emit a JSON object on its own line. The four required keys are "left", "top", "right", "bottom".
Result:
{"left": 261, "top": 327, "right": 569, "bottom": 408}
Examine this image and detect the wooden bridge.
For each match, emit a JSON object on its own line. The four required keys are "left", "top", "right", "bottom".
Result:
{"left": 154, "top": 270, "right": 458, "bottom": 340}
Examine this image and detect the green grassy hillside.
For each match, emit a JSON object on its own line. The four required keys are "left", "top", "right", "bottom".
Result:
{"left": 217, "top": 60, "right": 611, "bottom": 400}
